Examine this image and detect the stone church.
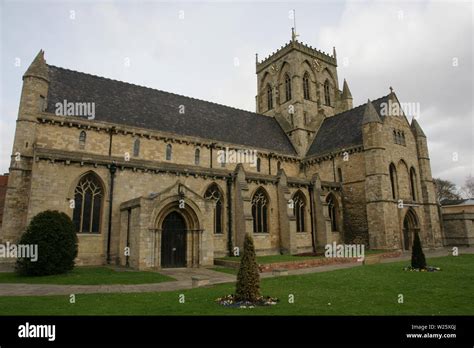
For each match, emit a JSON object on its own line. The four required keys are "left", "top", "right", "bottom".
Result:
{"left": 0, "top": 35, "right": 443, "bottom": 269}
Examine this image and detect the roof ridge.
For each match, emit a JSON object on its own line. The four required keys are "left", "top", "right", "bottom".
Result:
{"left": 327, "top": 93, "right": 390, "bottom": 120}
{"left": 47, "top": 64, "right": 270, "bottom": 119}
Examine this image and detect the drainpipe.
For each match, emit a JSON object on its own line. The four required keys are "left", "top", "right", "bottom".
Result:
{"left": 226, "top": 174, "right": 233, "bottom": 256}
{"left": 332, "top": 154, "right": 336, "bottom": 182}
{"left": 106, "top": 162, "right": 117, "bottom": 264}
{"left": 210, "top": 143, "right": 216, "bottom": 168}
{"left": 125, "top": 208, "right": 131, "bottom": 267}
{"left": 106, "top": 126, "right": 116, "bottom": 264}
{"left": 308, "top": 182, "right": 317, "bottom": 253}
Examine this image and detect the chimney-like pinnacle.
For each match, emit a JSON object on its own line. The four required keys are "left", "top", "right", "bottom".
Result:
{"left": 362, "top": 99, "right": 382, "bottom": 125}
{"left": 24, "top": 49, "right": 49, "bottom": 82}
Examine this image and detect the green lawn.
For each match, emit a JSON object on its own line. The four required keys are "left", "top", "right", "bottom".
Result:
{"left": 0, "top": 267, "right": 175, "bottom": 285}
{"left": 0, "top": 255, "right": 473, "bottom": 315}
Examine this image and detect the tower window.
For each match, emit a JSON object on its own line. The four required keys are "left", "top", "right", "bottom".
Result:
{"left": 303, "top": 73, "right": 310, "bottom": 100}
{"left": 39, "top": 95, "right": 46, "bottom": 112}
{"left": 389, "top": 163, "right": 398, "bottom": 199}
{"left": 324, "top": 80, "right": 331, "bottom": 106}
{"left": 256, "top": 158, "right": 261, "bottom": 172}
{"left": 266, "top": 84, "right": 273, "bottom": 110}
{"left": 285, "top": 74, "right": 292, "bottom": 102}
{"left": 410, "top": 167, "right": 417, "bottom": 201}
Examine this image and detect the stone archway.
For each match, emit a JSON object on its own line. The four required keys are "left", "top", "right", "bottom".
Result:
{"left": 152, "top": 197, "right": 204, "bottom": 269}
{"left": 402, "top": 209, "right": 419, "bottom": 250}
{"left": 161, "top": 211, "right": 187, "bottom": 268}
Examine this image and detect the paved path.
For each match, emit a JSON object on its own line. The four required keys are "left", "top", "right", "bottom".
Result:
{"left": 0, "top": 247, "right": 472, "bottom": 297}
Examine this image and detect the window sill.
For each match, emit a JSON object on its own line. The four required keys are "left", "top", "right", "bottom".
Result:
{"left": 253, "top": 233, "right": 270, "bottom": 236}
{"left": 77, "top": 233, "right": 101, "bottom": 236}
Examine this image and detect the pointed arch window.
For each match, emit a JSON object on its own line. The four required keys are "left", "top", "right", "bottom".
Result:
{"left": 324, "top": 79, "right": 331, "bottom": 106}
{"left": 73, "top": 173, "right": 103, "bottom": 234}
{"left": 79, "top": 131, "right": 86, "bottom": 149}
{"left": 389, "top": 163, "right": 398, "bottom": 199}
{"left": 133, "top": 138, "right": 140, "bottom": 157}
{"left": 285, "top": 74, "right": 292, "bottom": 102}
{"left": 410, "top": 167, "right": 417, "bottom": 201}
{"left": 204, "top": 184, "right": 223, "bottom": 234}
{"left": 194, "top": 148, "right": 200, "bottom": 166}
{"left": 166, "top": 144, "right": 172, "bottom": 161}
{"left": 303, "top": 72, "right": 310, "bottom": 100}
{"left": 252, "top": 188, "right": 269, "bottom": 233}
{"left": 326, "top": 194, "right": 339, "bottom": 232}
{"left": 266, "top": 84, "right": 273, "bottom": 110}
{"left": 293, "top": 191, "right": 306, "bottom": 232}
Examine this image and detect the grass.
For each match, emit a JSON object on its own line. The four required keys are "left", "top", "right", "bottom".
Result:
{"left": 0, "top": 267, "right": 175, "bottom": 285}
{"left": 0, "top": 255, "right": 473, "bottom": 315}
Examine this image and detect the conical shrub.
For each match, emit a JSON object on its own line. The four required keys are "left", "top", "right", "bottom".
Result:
{"left": 16, "top": 210, "right": 78, "bottom": 276}
{"left": 411, "top": 231, "right": 427, "bottom": 269}
{"left": 235, "top": 233, "right": 261, "bottom": 302}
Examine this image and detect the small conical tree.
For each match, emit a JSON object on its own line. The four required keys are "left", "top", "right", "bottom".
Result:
{"left": 411, "top": 232, "right": 427, "bottom": 269}
{"left": 235, "top": 234, "right": 261, "bottom": 302}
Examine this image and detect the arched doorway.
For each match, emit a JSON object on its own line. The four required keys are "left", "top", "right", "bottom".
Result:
{"left": 161, "top": 211, "right": 187, "bottom": 267}
{"left": 402, "top": 209, "right": 419, "bottom": 250}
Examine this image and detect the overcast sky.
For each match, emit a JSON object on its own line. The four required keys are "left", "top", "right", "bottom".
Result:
{"left": 0, "top": 0, "right": 472, "bottom": 188}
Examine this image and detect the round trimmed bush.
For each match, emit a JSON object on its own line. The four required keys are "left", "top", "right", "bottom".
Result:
{"left": 16, "top": 210, "right": 78, "bottom": 276}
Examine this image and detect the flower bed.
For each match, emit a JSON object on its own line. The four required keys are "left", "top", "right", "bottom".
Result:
{"left": 215, "top": 250, "right": 402, "bottom": 273}
{"left": 216, "top": 294, "right": 279, "bottom": 308}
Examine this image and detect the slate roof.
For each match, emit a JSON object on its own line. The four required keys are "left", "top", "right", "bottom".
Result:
{"left": 45, "top": 65, "right": 297, "bottom": 156}
{"left": 441, "top": 198, "right": 474, "bottom": 206}
{"left": 306, "top": 95, "right": 390, "bottom": 157}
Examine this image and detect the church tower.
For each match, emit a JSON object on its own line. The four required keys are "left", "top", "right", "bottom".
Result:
{"left": 255, "top": 30, "right": 353, "bottom": 156}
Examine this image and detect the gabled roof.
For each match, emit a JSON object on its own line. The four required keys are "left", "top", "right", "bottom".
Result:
{"left": 45, "top": 65, "right": 297, "bottom": 156}
{"left": 306, "top": 95, "right": 390, "bottom": 157}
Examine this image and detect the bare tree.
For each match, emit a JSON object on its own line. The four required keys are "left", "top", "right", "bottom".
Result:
{"left": 460, "top": 175, "right": 474, "bottom": 198}
{"left": 433, "top": 178, "right": 461, "bottom": 203}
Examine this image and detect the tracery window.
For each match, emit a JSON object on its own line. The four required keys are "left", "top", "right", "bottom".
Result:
{"left": 252, "top": 188, "right": 269, "bottom": 233}
{"left": 204, "top": 184, "right": 223, "bottom": 234}
{"left": 73, "top": 173, "right": 103, "bottom": 233}
{"left": 293, "top": 191, "right": 306, "bottom": 232}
